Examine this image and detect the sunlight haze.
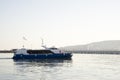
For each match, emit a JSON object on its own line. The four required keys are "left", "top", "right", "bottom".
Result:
{"left": 0, "top": 0, "right": 120, "bottom": 49}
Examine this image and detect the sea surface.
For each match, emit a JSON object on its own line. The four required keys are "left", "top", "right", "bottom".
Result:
{"left": 0, "top": 53, "right": 120, "bottom": 80}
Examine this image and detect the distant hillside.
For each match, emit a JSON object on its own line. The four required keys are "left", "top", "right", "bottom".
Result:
{"left": 60, "top": 40, "right": 120, "bottom": 51}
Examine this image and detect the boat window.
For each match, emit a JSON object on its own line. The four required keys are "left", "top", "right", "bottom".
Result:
{"left": 49, "top": 48, "right": 58, "bottom": 50}
{"left": 27, "top": 50, "right": 53, "bottom": 54}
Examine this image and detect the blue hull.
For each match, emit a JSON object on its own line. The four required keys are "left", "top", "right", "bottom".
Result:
{"left": 13, "top": 53, "right": 72, "bottom": 59}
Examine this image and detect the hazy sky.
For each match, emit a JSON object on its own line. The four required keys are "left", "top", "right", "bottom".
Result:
{"left": 0, "top": 0, "right": 120, "bottom": 49}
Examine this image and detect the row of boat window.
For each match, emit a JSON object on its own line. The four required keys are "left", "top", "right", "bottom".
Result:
{"left": 27, "top": 50, "right": 53, "bottom": 54}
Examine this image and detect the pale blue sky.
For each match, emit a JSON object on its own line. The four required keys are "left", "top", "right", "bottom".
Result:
{"left": 0, "top": 0, "right": 120, "bottom": 49}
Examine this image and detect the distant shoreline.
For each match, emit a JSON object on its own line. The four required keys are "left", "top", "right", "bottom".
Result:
{"left": 66, "top": 50, "right": 120, "bottom": 54}
{"left": 0, "top": 50, "right": 13, "bottom": 53}
{"left": 1, "top": 50, "right": 120, "bottom": 54}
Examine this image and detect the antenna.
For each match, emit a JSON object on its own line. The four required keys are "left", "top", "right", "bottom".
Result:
{"left": 41, "top": 38, "right": 48, "bottom": 49}
{"left": 22, "top": 36, "right": 27, "bottom": 48}
{"left": 41, "top": 38, "right": 44, "bottom": 46}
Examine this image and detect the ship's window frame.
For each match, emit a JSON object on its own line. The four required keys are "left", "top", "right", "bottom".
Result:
{"left": 27, "top": 50, "right": 53, "bottom": 54}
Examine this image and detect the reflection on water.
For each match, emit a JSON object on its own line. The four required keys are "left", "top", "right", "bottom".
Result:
{"left": 13, "top": 59, "right": 72, "bottom": 67}
{"left": 13, "top": 59, "right": 72, "bottom": 80}
{"left": 1, "top": 53, "right": 120, "bottom": 80}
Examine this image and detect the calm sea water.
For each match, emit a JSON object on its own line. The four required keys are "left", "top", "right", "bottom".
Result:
{"left": 0, "top": 53, "right": 120, "bottom": 80}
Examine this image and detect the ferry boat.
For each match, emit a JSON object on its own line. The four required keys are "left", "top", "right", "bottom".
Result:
{"left": 13, "top": 46, "right": 72, "bottom": 59}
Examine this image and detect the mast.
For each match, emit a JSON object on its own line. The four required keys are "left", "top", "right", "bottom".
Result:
{"left": 41, "top": 38, "right": 48, "bottom": 49}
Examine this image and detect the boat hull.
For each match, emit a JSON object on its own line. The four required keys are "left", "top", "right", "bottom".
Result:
{"left": 13, "top": 53, "right": 72, "bottom": 59}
